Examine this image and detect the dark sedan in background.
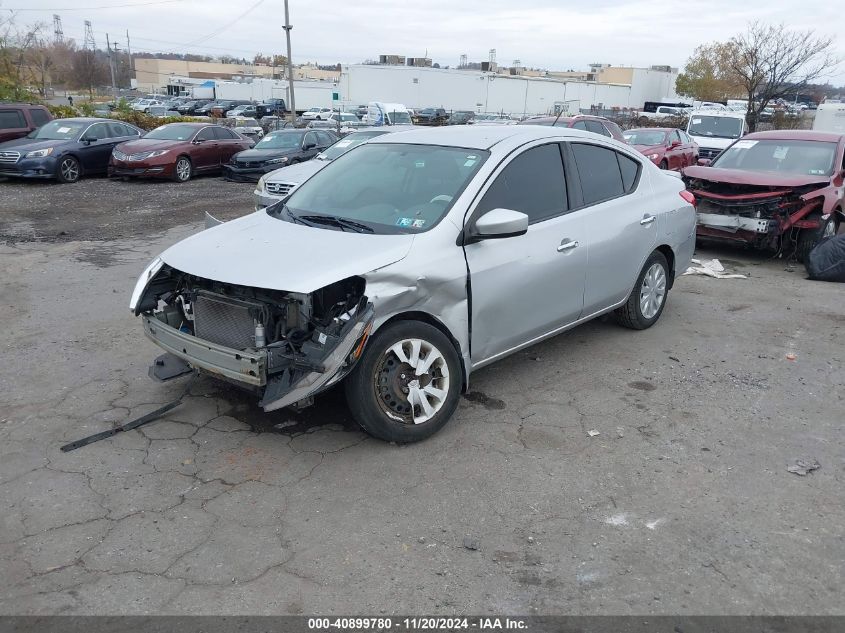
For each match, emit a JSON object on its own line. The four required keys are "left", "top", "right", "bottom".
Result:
{"left": 110, "top": 123, "right": 253, "bottom": 182}
{"left": 223, "top": 129, "right": 337, "bottom": 182}
{"left": 0, "top": 117, "right": 142, "bottom": 183}
{"left": 520, "top": 114, "right": 626, "bottom": 143}
{"left": 623, "top": 127, "right": 699, "bottom": 170}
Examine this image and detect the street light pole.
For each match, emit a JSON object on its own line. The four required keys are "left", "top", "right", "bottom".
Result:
{"left": 283, "top": 0, "right": 296, "bottom": 122}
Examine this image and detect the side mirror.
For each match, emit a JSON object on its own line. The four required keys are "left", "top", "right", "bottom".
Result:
{"left": 468, "top": 208, "right": 529, "bottom": 243}
{"left": 192, "top": 138, "right": 205, "bottom": 144}
{"left": 80, "top": 136, "right": 97, "bottom": 144}
{"left": 669, "top": 140, "right": 681, "bottom": 149}
{"left": 697, "top": 158, "right": 712, "bottom": 167}
{"left": 303, "top": 142, "right": 316, "bottom": 150}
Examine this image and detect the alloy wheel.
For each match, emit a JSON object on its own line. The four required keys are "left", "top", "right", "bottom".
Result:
{"left": 373, "top": 338, "right": 450, "bottom": 425}
{"left": 60, "top": 158, "right": 79, "bottom": 182}
{"left": 175, "top": 158, "right": 191, "bottom": 182}
{"left": 639, "top": 262, "right": 667, "bottom": 320}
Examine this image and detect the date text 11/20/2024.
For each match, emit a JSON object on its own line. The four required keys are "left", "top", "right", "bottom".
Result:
{"left": 307, "top": 617, "right": 529, "bottom": 630}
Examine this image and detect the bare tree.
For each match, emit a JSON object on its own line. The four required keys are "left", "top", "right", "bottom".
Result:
{"left": 729, "top": 22, "right": 841, "bottom": 131}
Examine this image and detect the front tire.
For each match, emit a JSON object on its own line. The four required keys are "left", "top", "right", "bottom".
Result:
{"left": 56, "top": 156, "right": 80, "bottom": 183}
{"left": 796, "top": 213, "right": 839, "bottom": 263}
{"left": 344, "top": 320, "right": 462, "bottom": 443}
{"left": 615, "top": 251, "right": 669, "bottom": 330}
{"left": 173, "top": 156, "right": 192, "bottom": 183}
{"left": 659, "top": 159, "right": 668, "bottom": 170}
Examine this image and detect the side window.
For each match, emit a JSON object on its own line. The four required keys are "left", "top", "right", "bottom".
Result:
{"left": 476, "top": 144, "right": 567, "bottom": 224}
{"left": 572, "top": 120, "right": 589, "bottom": 131}
{"left": 85, "top": 123, "right": 109, "bottom": 140}
{"left": 303, "top": 132, "right": 318, "bottom": 147}
{"left": 106, "top": 122, "right": 126, "bottom": 138}
{"left": 0, "top": 109, "right": 26, "bottom": 129}
{"left": 213, "top": 127, "right": 237, "bottom": 140}
{"left": 30, "top": 108, "right": 50, "bottom": 127}
{"left": 669, "top": 130, "right": 681, "bottom": 144}
{"left": 617, "top": 153, "right": 640, "bottom": 193}
{"left": 195, "top": 127, "right": 215, "bottom": 141}
{"left": 586, "top": 120, "right": 611, "bottom": 137}
{"left": 571, "top": 143, "right": 625, "bottom": 205}
{"left": 316, "top": 131, "right": 334, "bottom": 146}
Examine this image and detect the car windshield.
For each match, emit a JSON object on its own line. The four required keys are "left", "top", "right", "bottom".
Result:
{"left": 320, "top": 132, "right": 385, "bottom": 160}
{"left": 144, "top": 124, "right": 198, "bottom": 141}
{"left": 624, "top": 130, "right": 667, "bottom": 145}
{"left": 30, "top": 120, "right": 87, "bottom": 140}
{"left": 389, "top": 112, "right": 412, "bottom": 125}
{"left": 274, "top": 143, "right": 489, "bottom": 235}
{"left": 236, "top": 118, "right": 260, "bottom": 127}
{"left": 256, "top": 132, "right": 303, "bottom": 149}
{"left": 712, "top": 139, "right": 838, "bottom": 177}
{"left": 688, "top": 115, "right": 743, "bottom": 139}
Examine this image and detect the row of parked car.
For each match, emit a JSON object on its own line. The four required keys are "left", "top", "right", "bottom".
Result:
{"left": 125, "top": 95, "right": 288, "bottom": 119}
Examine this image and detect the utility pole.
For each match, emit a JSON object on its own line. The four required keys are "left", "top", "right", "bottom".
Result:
{"left": 283, "top": 0, "right": 296, "bottom": 121}
{"left": 106, "top": 33, "right": 117, "bottom": 102}
{"left": 126, "top": 30, "right": 133, "bottom": 89}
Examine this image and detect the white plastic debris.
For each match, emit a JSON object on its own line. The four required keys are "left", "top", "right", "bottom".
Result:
{"left": 587, "top": 429, "right": 601, "bottom": 437}
{"left": 683, "top": 258, "right": 747, "bottom": 279}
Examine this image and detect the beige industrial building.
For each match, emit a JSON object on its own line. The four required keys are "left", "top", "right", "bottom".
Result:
{"left": 134, "top": 58, "right": 339, "bottom": 93}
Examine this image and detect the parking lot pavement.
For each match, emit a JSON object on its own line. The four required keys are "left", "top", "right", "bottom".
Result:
{"left": 1, "top": 190, "right": 843, "bottom": 614}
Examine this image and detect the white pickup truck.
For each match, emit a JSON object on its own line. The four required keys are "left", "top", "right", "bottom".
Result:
{"left": 636, "top": 105, "right": 689, "bottom": 124}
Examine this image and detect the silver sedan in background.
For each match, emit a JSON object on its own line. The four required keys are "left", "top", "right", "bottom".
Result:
{"left": 131, "top": 126, "right": 695, "bottom": 443}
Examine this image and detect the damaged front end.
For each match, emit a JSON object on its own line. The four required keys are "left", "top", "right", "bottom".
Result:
{"left": 130, "top": 262, "right": 374, "bottom": 412}
{"left": 684, "top": 174, "right": 832, "bottom": 251}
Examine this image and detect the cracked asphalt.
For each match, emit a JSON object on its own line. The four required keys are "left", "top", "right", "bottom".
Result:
{"left": 1, "top": 177, "right": 843, "bottom": 615}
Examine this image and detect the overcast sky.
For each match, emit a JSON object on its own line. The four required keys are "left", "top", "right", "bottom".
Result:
{"left": 5, "top": 0, "right": 844, "bottom": 84}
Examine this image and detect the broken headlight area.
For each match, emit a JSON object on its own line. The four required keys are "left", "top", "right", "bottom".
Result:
{"left": 685, "top": 179, "right": 825, "bottom": 248}
{"left": 136, "top": 265, "right": 373, "bottom": 411}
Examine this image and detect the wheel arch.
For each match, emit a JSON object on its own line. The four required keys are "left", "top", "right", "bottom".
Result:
{"left": 378, "top": 310, "right": 469, "bottom": 393}
{"left": 655, "top": 244, "right": 676, "bottom": 289}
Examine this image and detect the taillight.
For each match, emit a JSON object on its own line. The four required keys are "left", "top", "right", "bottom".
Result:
{"left": 679, "top": 190, "right": 696, "bottom": 207}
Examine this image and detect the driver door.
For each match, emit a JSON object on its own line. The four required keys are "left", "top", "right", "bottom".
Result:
{"left": 463, "top": 143, "right": 588, "bottom": 364}
{"left": 191, "top": 127, "right": 219, "bottom": 170}
{"left": 76, "top": 122, "right": 119, "bottom": 173}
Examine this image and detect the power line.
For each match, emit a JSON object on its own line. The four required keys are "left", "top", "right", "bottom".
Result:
{"left": 185, "top": 0, "right": 265, "bottom": 47}
{"left": 6, "top": 0, "right": 185, "bottom": 11}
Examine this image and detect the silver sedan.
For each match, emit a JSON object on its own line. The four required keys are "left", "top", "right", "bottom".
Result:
{"left": 131, "top": 126, "right": 695, "bottom": 442}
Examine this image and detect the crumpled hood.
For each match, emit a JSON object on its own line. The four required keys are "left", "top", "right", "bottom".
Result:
{"left": 264, "top": 160, "right": 325, "bottom": 185}
{"left": 683, "top": 166, "right": 830, "bottom": 188}
{"left": 160, "top": 211, "right": 415, "bottom": 293}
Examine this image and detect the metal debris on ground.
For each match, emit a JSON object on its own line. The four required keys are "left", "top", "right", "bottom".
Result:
{"left": 683, "top": 258, "right": 747, "bottom": 279}
{"left": 463, "top": 536, "right": 480, "bottom": 551}
{"left": 787, "top": 459, "right": 821, "bottom": 476}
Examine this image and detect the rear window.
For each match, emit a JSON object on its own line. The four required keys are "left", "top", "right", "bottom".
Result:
{"left": 0, "top": 109, "right": 26, "bottom": 130}
{"left": 571, "top": 143, "right": 627, "bottom": 205}
{"left": 30, "top": 108, "right": 51, "bottom": 127}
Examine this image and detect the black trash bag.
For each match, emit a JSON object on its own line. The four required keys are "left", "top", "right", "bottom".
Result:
{"left": 805, "top": 234, "right": 845, "bottom": 282}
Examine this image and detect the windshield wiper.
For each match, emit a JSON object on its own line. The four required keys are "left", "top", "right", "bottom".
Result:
{"left": 269, "top": 204, "right": 316, "bottom": 227}
{"left": 298, "top": 214, "right": 374, "bottom": 233}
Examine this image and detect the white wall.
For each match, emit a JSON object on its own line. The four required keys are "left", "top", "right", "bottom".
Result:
{"left": 629, "top": 68, "right": 679, "bottom": 108}
{"left": 338, "top": 65, "right": 633, "bottom": 116}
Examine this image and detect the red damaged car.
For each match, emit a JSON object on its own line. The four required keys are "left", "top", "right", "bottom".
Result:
{"left": 683, "top": 130, "right": 845, "bottom": 260}
{"left": 623, "top": 127, "right": 698, "bottom": 170}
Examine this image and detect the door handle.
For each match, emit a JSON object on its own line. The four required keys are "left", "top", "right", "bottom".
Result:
{"left": 557, "top": 239, "right": 579, "bottom": 252}
{"left": 640, "top": 215, "right": 656, "bottom": 226}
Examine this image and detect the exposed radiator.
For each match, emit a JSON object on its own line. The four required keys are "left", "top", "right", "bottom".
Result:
{"left": 192, "top": 291, "right": 262, "bottom": 350}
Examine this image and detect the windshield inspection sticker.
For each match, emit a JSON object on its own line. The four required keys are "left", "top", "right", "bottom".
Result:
{"left": 733, "top": 140, "right": 757, "bottom": 149}
{"left": 692, "top": 118, "right": 702, "bottom": 124}
{"left": 415, "top": 161, "right": 426, "bottom": 168}
{"left": 772, "top": 146, "right": 790, "bottom": 160}
{"left": 57, "top": 127, "right": 71, "bottom": 134}
{"left": 396, "top": 218, "right": 414, "bottom": 227}
{"left": 412, "top": 219, "right": 426, "bottom": 228}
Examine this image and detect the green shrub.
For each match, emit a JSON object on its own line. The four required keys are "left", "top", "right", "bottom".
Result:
{"left": 46, "top": 104, "right": 78, "bottom": 119}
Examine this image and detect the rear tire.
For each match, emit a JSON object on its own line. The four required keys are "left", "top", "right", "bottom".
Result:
{"left": 344, "top": 320, "right": 462, "bottom": 443}
{"left": 659, "top": 160, "right": 668, "bottom": 170}
{"left": 796, "top": 213, "right": 839, "bottom": 263}
{"left": 615, "top": 251, "right": 670, "bottom": 330}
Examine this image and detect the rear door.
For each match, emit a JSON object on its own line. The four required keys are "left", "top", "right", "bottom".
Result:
{"left": 566, "top": 142, "right": 656, "bottom": 314}
{"left": 212, "top": 126, "right": 244, "bottom": 165}
{"left": 464, "top": 142, "right": 588, "bottom": 364}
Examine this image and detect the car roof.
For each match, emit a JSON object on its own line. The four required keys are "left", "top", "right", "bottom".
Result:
{"left": 158, "top": 122, "right": 213, "bottom": 128}
{"left": 47, "top": 117, "right": 110, "bottom": 123}
{"left": 371, "top": 125, "right": 607, "bottom": 150}
{"left": 745, "top": 129, "right": 845, "bottom": 143}
{"left": 268, "top": 128, "right": 305, "bottom": 134}
{"left": 625, "top": 127, "right": 674, "bottom": 133}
